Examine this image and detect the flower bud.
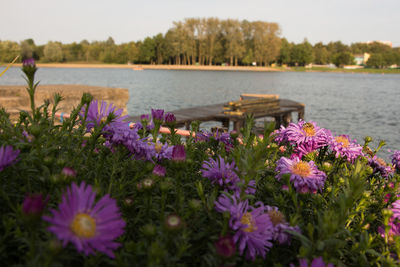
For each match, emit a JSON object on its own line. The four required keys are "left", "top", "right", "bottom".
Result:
{"left": 165, "top": 214, "right": 182, "bottom": 231}
{"left": 22, "top": 193, "right": 48, "bottom": 218}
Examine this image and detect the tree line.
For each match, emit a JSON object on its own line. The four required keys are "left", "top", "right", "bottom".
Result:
{"left": 1, "top": 18, "right": 399, "bottom": 68}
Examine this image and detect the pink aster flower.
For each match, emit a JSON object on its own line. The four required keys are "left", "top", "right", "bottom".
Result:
{"left": 62, "top": 167, "right": 77, "bottom": 178}
{"left": 215, "top": 194, "right": 273, "bottom": 260}
{"left": 275, "top": 157, "right": 327, "bottom": 193}
{"left": 264, "top": 205, "right": 301, "bottom": 244}
{"left": 0, "top": 145, "right": 20, "bottom": 171}
{"left": 43, "top": 182, "right": 125, "bottom": 258}
{"left": 284, "top": 120, "right": 329, "bottom": 148}
{"left": 328, "top": 134, "right": 363, "bottom": 162}
{"left": 378, "top": 218, "right": 400, "bottom": 243}
{"left": 391, "top": 199, "right": 400, "bottom": 221}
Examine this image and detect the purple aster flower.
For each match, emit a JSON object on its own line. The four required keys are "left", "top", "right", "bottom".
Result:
{"left": 275, "top": 157, "right": 327, "bottom": 193}
{"left": 140, "top": 114, "right": 149, "bottom": 122}
{"left": 172, "top": 145, "right": 186, "bottom": 161}
{"left": 272, "top": 126, "right": 288, "bottom": 144}
{"left": 81, "top": 100, "right": 128, "bottom": 133}
{"left": 368, "top": 155, "right": 394, "bottom": 178}
{"left": 215, "top": 235, "right": 236, "bottom": 258}
{"left": 164, "top": 112, "right": 176, "bottom": 124}
{"left": 0, "top": 145, "right": 20, "bottom": 171}
{"left": 296, "top": 257, "right": 334, "bottom": 267}
{"left": 154, "top": 142, "right": 173, "bottom": 161}
{"left": 153, "top": 164, "right": 166, "bottom": 177}
{"left": 293, "top": 142, "right": 320, "bottom": 159}
{"left": 151, "top": 109, "right": 164, "bottom": 122}
{"left": 391, "top": 150, "right": 400, "bottom": 171}
{"left": 214, "top": 195, "right": 273, "bottom": 260}
{"left": 22, "top": 193, "right": 49, "bottom": 217}
{"left": 201, "top": 156, "right": 241, "bottom": 191}
{"left": 328, "top": 134, "right": 363, "bottom": 162}
{"left": 43, "top": 182, "right": 125, "bottom": 258}
{"left": 284, "top": 120, "right": 329, "bottom": 148}
{"left": 22, "top": 58, "right": 36, "bottom": 67}
{"left": 264, "top": 205, "right": 301, "bottom": 244}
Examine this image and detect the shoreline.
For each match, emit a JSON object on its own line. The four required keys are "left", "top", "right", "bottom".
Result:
{"left": 6, "top": 63, "right": 400, "bottom": 74}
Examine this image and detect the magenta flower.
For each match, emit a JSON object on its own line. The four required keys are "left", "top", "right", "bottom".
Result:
{"left": 215, "top": 194, "right": 273, "bottom": 260}
{"left": 140, "top": 114, "right": 149, "bottom": 122}
{"left": 201, "top": 156, "right": 240, "bottom": 191}
{"left": 0, "top": 145, "right": 20, "bottom": 171}
{"left": 164, "top": 112, "right": 176, "bottom": 124}
{"left": 172, "top": 145, "right": 186, "bottom": 161}
{"left": 62, "top": 167, "right": 77, "bottom": 178}
{"left": 296, "top": 257, "right": 334, "bottom": 267}
{"left": 328, "top": 134, "right": 363, "bottom": 162}
{"left": 264, "top": 205, "right": 301, "bottom": 244}
{"left": 215, "top": 235, "right": 236, "bottom": 258}
{"left": 275, "top": 157, "right": 327, "bottom": 193}
{"left": 153, "top": 164, "right": 166, "bottom": 177}
{"left": 378, "top": 219, "right": 400, "bottom": 243}
{"left": 391, "top": 150, "right": 400, "bottom": 170}
{"left": 390, "top": 199, "right": 400, "bottom": 221}
{"left": 22, "top": 58, "right": 36, "bottom": 67}
{"left": 81, "top": 100, "right": 128, "bottom": 133}
{"left": 285, "top": 120, "right": 329, "bottom": 147}
{"left": 22, "top": 194, "right": 49, "bottom": 217}
{"left": 43, "top": 182, "right": 125, "bottom": 258}
{"left": 151, "top": 109, "right": 164, "bottom": 122}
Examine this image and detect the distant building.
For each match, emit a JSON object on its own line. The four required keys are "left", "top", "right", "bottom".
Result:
{"left": 354, "top": 53, "right": 370, "bottom": 65}
{"left": 366, "top": 40, "right": 392, "bottom": 47}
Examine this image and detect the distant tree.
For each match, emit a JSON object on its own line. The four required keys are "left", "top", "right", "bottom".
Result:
{"left": 242, "top": 48, "right": 254, "bottom": 65}
{"left": 153, "top": 33, "right": 166, "bottom": 64}
{"left": 0, "top": 41, "right": 20, "bottom": 62}
{"left": 332, "top": 51, "right": 354, "bottom": 67}
{"left": 204, "top": 17, "right": 221, "bottom": 65}
{"left": 43, "top": 41, "right": 63, "bottom": 62}
{"left": 252, "top": 21, "right": 281, "bottom": 66}
{"left": 221, "top": 19, "right": 245, "bottom": 66}
{"left": 20, "top": 40, "right": 34, "bottom": 60}
{"left": 366, "top": 53, "right": 384, "bottom": 68}
{"left": 278, "top": 38, "right": 291, "bottom": 65}
{"left": 290, "top": 40, "right": 313, "bottom": 66}
{"left": 138, "top": 37, "right": 156, "bottom": 64}
{"left": 313, "top": 42, "right": 329, "bottom": 65}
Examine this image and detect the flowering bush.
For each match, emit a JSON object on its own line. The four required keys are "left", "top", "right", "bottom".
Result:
{"left": 1, "top": 61, "right": 400, "bottom": 266}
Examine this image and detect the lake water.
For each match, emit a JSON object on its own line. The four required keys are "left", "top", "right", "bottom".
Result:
{"left": 1, "top": 67, "right": 399, "bottom": 159}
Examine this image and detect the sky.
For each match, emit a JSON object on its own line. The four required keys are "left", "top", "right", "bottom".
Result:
{"left": 1, "top": 0, "right": 400, "bottom": 47}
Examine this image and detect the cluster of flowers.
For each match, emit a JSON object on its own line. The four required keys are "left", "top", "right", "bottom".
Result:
{"left": 201, "top": 153, "right": 300, "bottom": 260}
{"left": 273, "top": 120, "right": 398, "bottom": 193}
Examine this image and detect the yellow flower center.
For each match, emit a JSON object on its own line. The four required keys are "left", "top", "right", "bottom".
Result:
{"left": 70, "top": 213, "right": 96, "bottom": 238}
{"left": 155, "top": 143, "right": 163, "bottom": 153}
{"left": 335, "top": 136, "right": 350, "bottom": 148}
{"left": 291, "top": 161, "right": 311, "bottom": 177}
{"left": 240, "top": 212, "right": 257, "bottom": 232}
{"left": 302, "top": 123, "right": 316, "bottom": 137}
{"left": 268, "top": 210, "right": 285, "bottom": 226}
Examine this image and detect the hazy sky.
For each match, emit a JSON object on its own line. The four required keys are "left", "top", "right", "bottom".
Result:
{"left": 2, "top": 0, "right": 400, "bottom": 47}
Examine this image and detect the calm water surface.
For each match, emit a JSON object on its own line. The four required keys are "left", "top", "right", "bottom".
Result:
{"left": 1, "top": 67, "right": 399, "bottom": 158}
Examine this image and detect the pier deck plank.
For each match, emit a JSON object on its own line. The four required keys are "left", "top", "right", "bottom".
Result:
{"left": 127, "top": 98, "right": 304, "bottom": 131}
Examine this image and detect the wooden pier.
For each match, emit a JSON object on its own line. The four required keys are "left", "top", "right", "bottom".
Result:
{"left": 127, "top": 94, "right": 304, "bottom": 132}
